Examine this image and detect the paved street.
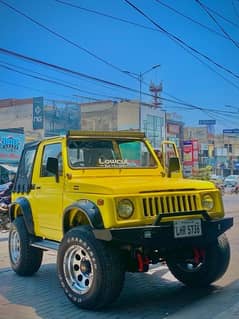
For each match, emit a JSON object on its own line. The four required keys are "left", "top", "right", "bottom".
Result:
{"left": 0, "top": 194, "right": 239, "bottom": 319}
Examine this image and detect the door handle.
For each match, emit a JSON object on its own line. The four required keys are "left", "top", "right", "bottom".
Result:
{"left": 31, "top": 184, "right": 41, "bottom": 190}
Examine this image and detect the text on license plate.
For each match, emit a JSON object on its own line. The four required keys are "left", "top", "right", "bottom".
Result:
{"left": 173, "top": 219, "right": 202, "bottom": 238}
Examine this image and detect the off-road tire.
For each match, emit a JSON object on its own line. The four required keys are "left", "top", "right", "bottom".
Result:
{"left": 166, "top": 234, "right": 230, "bottom": 287}
{"left": 8, "top": 216, "right": 43, "bottom": 276}
{"left": 57, "top": 226, "right": 125, "bottom": 310}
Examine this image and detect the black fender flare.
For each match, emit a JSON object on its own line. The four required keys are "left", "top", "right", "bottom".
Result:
{"left": 9, "top": 197, "right": 35, "bottom": 235}
{"left": 63, "top": 200, "right": 104, "bottom": 233}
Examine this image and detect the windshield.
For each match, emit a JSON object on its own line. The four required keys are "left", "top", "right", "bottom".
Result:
{"left": 67, "top": 138, "right": 157, "bottom": 168}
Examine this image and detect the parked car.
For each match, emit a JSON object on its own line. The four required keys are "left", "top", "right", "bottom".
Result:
{"left": 223, "top": 175, "right": 239, "bottom": 194}
{"left": 224, "top": 175, "right": 239, "bottom": 184}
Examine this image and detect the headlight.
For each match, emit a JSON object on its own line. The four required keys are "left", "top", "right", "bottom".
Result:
{"left": 201, "top": 194, "right": 214, "bottom": 210}
{"left": 117, "top": 199, "right": 134, "bottom": 219}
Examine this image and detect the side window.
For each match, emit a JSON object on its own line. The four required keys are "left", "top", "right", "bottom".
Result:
{"left": 25, "top": 149, "right": 36, "bottom": 178}
{"left": 13, "top": 147, "right": 37, "bottom": 193}
{"left": 40, "top": 143, "right": 62, "bottom": 177}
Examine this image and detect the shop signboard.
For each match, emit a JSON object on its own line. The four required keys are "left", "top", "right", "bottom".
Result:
{"left": 0, "top": 131, "right": 25, "bottom": 164}
{"left": 183, "top": 141, "right": 193, "bottom": 166}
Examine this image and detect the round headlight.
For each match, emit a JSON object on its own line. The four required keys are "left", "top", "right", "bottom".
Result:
{"left": 117, "top": 199, "right": 134, "bottom": 219}
{"left": 201, "top": 194, "right": 214, "bottom": 210}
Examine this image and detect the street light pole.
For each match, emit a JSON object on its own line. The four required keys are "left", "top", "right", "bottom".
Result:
{"left": 123, "top": 64, "right": 161, "bottom": 131}
{"left": 138, "top": 64, "right": 160, "bottom": 131}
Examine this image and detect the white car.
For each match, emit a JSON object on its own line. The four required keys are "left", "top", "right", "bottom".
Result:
{"left": 224, "top": 175, "right": 239, "bottom": 193}
{"left": 224, "top": 175, "right": 239, "bottom": 184}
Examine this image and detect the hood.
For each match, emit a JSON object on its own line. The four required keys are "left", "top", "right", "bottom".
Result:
{"left": 68, "top": 175, "right": 215, "bottom": 195}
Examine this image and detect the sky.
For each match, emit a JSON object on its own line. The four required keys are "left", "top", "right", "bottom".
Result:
{"left": 0, "top": 0, "right": 239, "bottom": 134}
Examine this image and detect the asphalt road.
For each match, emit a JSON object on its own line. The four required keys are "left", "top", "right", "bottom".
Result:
{"left": 0, "top": 194, "right": 239, "bottom": 319}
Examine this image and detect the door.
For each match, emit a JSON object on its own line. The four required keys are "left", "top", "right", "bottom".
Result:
{"left": 31, "top": 142, "right": 64, "bottom": 240}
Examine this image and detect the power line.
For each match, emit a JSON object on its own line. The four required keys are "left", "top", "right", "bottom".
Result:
{"left": 0, "top": 60, "right": 133, "bottom": 101}
{"left": 0, "top": 78, "right": 77, "bottom": 99}
{"left": 0, "top": 63, "right": 103, "bottom": 102}
{"left": 196, "top": 0, "right": 239, "bottom": 49}
{"left": 0, "top": 0, "right": 137, "bottom": 80}
{"left": 54, "top": 0, "right": 165, "bottom": 34}
{"left": 0, "top": 63, "right": 142, "bottom": 102}
{"left": 123, "top": 0, "right": 239, "bottom": 81}
{"left": 232, "top": 0, "right": 239, "bottom": 19}
{"left": 154, "top": 0, "right": 233, "bottom": 42}
{"left": 1, "top": 47, "right": 238, "bottom": 117}
{"left": 203, "top": 3, "right": 239, "bottom": 29}
{"left": 56, "top": 0, "right": 239, "bottom": 92}
{"left": 0, "top": 47, "right": 145, "bottom": 96}
{"left": 3, "top": 0, "right": 239, "bottom": 101}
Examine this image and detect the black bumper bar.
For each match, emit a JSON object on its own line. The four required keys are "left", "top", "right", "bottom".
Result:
{"left": 93, "top": 217, "right": 233, "bottom": 249}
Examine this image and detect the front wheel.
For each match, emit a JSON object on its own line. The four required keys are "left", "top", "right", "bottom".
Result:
{"left": 166, "top": 234, "right": 230, "bottom": 287}
{"left": 57, "top": 227, "right": 125, "bottom": 310}
{"left": 8, "top": 216, "right": 43, "bottom": 276}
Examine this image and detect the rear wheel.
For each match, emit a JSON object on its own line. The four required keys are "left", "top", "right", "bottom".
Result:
{"left": 57, "top": 226, "right": 125, "bottom": 310}
{"left": 166, "top": 234, "right": 230, "bottom": 287}
{"left": 8, "top": 216, "right": 43, "bottom": 276}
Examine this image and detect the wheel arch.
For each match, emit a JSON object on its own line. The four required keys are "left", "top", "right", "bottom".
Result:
{"left": 63, "top": 199, "right": 104, "bottom": 234}
{"left": 9, "top": 197, "right": 35, "bottom": 235}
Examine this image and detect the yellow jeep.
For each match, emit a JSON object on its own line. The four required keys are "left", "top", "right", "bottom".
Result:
{"left": 8, "top": 131, "right": 233, "bottom": 310}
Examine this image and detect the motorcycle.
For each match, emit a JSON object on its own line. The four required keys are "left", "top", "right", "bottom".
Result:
{"left": 0, "top": 182, "right": 12, "bottom": 231}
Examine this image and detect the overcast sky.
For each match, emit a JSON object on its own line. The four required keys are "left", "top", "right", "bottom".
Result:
{"left": 0, "top": 0, "right": 239, "bottom": 133}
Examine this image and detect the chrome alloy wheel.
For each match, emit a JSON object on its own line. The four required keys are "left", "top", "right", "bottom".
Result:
{"left": 63, "top": 245, "right": 94, "bottom": 295}
{"left": 9, "top": 227, "right": 21, "bottom": 264}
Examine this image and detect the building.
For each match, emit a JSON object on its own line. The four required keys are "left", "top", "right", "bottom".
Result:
{"left": 184, "top": 126, "right": 239, "bottom": 176}
{"left": 0, "top": 98, "right": 81, "bottom": 141}
{"left": 80, "top": 99, "right": 167, "bottom": 148}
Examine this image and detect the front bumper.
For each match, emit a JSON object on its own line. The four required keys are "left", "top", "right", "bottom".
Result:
{"left": 93, "top": 215, "right": 233, "bottom": 250}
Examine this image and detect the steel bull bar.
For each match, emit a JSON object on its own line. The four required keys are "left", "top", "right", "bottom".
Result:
{"left": 93, "top": 210, "right": 234, "bottom": 249}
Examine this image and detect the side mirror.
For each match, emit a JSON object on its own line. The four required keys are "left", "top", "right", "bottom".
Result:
{"left": 46, "top": 157, "right": 59, "bottom": 182}
{"left": 168, "top": 157, "right": 181, "bottom": 177}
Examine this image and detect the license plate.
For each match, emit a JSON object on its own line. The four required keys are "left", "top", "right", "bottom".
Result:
{"left": 173, "top": 219, "right": 202, "bottom": 238}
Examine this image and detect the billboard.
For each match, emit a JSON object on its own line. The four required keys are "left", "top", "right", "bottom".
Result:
{"left": 33, "top": 97, "right": 44, "bottom": 129}
{"left": 183, "top": 140, "right": 199, "bottom": 176}
{"left": 223, "top": 129, "right": 239, "bottom": 136}
{"left": 199, "top": 120, "right": 216, "bottom": 125}
{"left": 183, "top": 141, "right": 193, "bottom": 166}
{"left": 0, "top": 131, "right": 25, "bottom": 164}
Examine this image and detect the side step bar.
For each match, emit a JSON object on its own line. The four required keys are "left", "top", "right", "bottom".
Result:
{"left": 31, "top": 239, "right": 59, "bottom": 251}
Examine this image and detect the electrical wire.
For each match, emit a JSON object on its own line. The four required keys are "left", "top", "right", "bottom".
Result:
{"left": 232, "top": 0, "right": 239, "bottom": 19}
{"left": 0, "top": 47, "right": 144, "bottom": 96}
{"left": 0, "top": 60, "right": 133, "bottom": 101}
{"left": 154, "top": 0, "right": 233, "bottom": 42}
{"left": 0, "top": 0, "right": 138, "bottom": 81}
{"left": 203, "top": 2, "right": 239, "bottom": 29}
{"left": 196, "top": 0, "right": 239, "bottom": 49}
{"left": 55, "top": 0, "right": 239, "bottom": 92}
{"left": 1, "top": 47, "right": 239, "bottom": 119}
{"left": 123, "top": 0, "right": 239, "bottom": 81}
{"left": 2, "top": 0, "right": 239, "bottom": 105}
{"left": 0, "top": 78, "right": 79, "bottom": 99}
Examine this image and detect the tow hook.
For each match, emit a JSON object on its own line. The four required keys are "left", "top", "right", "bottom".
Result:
{"left": 193, "top": 248, "right": 205, "bottom": 264}
{"left": 136, "top": 252, "right": 150, "bottom": 272}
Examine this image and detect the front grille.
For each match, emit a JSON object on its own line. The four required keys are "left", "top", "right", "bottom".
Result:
{"left": 142, "top": 194, "right": 199, "bottom": 217}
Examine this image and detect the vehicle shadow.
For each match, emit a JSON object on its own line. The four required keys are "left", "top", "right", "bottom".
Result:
{"left": 1, "top": 260, "right": 238, "bottom": 319}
